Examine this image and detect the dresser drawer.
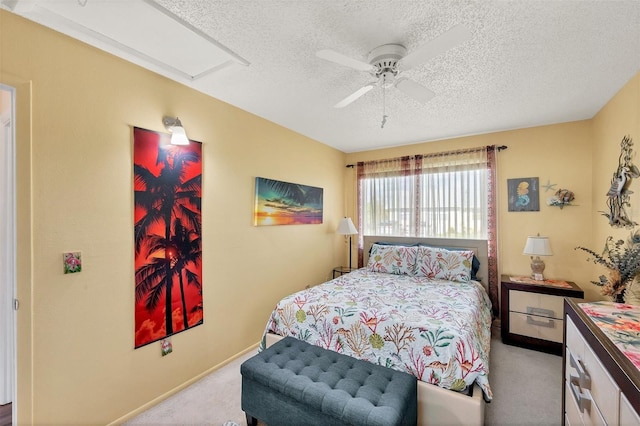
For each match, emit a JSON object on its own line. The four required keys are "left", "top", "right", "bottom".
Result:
{"left": 510, "top": 289, "right": 564, "bottom": 319}
{"left": 566, "top": 316, "right": 585, "bottom": 356}
{"left": 509, "top": 311, "right": 563, "bottom": 343}
{"left": 620, "top": 392, "right": 640, "bottom": 425}
{"left": 565, "top": 381, "right": 583, "bottom": 426}
{"left": 565, "top": 316, "right": 620, "bottom": 425}
{"left": 583, "top": 339, "right": 619, "bottom": 425}
{"left": 584, "top": 399, "right": 607, "bottom": 426}
{"left": 502, "top": 276, "right": 582, "bottom": 355}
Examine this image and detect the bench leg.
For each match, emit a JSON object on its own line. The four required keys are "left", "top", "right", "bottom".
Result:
{"left": 245, "top": 412, "right": 258, "bottom": 426}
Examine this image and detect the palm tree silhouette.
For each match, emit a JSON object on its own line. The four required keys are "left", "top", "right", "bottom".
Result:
{"left": 169, "top": 218, "right": 202, "bottom": 329}
{"left": 261, "top": 178, "right": 323, "bottom": 206}
{"left": 134, "top": 146, "right": 201, "bottom": 340}
{"left": 135, "top": 219, "right": 202, "bottom": 331}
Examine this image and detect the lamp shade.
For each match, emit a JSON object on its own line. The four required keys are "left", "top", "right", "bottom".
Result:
{"left": 523, "top": 236, "right": 553, "bottom": 256}
{"left": 163, "top": 116, "right": 190, "bottom": 145}
{"left": 336, "top": 217, "right": 358, "bottom": 235}
{"left": 170, "top": 125, "right": 189, "bottom": 145}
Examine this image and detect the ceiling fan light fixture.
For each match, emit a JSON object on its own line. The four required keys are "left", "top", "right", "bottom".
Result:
{"left": 379, "top": 71, "right": 396, "bottom": 88}
{"left": 367, "top": 44, "right": 407, "bottom": 68}
{"left": 318, "top": 24, "right": 470, "bottom": 109}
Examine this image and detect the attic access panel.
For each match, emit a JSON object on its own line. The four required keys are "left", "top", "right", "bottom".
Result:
{"left": 15, "top": 0, "right": 249, "bottom": 80}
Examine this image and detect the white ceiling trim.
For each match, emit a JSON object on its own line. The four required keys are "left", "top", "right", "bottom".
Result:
{"left": 7, "top": 0, "right": 250, "bottom": 82}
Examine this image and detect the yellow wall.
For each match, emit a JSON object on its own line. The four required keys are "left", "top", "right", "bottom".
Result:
{"left": 346, "top": 72, "right": 640, "bottom": 303}
{"left": 592, "top": 73, "right": 640, "bottom": 274}
{"left": 1, "top": 10, "right": 346, "bottom": 424}
{"left": 346, "top": 121, "right": 595, "bottom": 295}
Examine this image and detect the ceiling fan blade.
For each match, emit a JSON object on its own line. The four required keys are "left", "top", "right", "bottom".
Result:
{"left": 395, "top": 77, "right": 436, "bottom": 104}
{"left": 317, "top": 49, "right": 375, "bottom": 72}
{"left": 334, "top": 84, "right": 375, "bottom": 108}
{"left": 398, "top": 24, "right": 471, "bottom": 71}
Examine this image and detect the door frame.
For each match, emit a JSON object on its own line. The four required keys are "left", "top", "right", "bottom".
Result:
{"left": 1, "top": 75, "right": 33, "bottom": 425}
{"left": 0, "top": 83, "right": 16, "bottom": 418}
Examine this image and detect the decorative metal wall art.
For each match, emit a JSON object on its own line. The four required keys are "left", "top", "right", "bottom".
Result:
{"left": 602, "top": 135, "right": 639, "bottom": 228}
{"left": 541, "top": 179, "right": 557, "bottom": 192}
{"left": 547, "top": 188, "right": 575, "bottom": 209}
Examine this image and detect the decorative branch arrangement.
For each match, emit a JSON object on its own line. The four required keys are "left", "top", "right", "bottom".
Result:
{"left": 601, "top": 135, "right": 639, "bottom": 228}
{"left": 575, "top": 230, "right": 640, "bottom": 302}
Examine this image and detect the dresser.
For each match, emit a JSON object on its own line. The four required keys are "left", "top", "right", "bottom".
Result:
{"left": 501, "top": 274, "right": 583, "bottom": 355}
{"left": 563, "top": 299, "right": 640, "bottom": 425}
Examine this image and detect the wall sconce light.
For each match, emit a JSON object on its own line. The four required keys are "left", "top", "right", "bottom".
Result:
{"left": 523, "top": 234, "right": 553, "bottom": 281}
{"left": 336, "top": 217, "right": 358, "bottom": 270}
{"left": 162, "top": 116, "right": 189, "bottom": 145}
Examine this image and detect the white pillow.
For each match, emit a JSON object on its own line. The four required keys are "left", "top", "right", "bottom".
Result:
{"left": 414, "top": 246, "right": 474, "bottom": 282}
{"left": 367, "top": 244, "right": 418, "bottom": 275}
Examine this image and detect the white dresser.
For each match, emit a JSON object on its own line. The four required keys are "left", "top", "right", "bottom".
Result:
{"left": 564, "top": 299, "right": 640, "bottom": 425}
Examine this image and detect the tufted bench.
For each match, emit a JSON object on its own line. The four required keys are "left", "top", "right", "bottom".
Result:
{"left": 240, "top": 336, "right": 417, "bottom": 426}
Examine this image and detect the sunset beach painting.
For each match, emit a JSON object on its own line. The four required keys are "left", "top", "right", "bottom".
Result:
{"left": 254, "top": 177, "right": 323, "bottom": 226}
{"left": 133, "top": 127, "right": 203, "bottom": 348}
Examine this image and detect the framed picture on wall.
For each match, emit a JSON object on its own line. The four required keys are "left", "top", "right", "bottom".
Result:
{"left": 254, "top": 177, "right": 323, "bottom": 226}
{"left": 507, "top": 177, "right": 540, "bottom": 212}
{"left": 133, "top": 127, "right": 204, "bottom": 349}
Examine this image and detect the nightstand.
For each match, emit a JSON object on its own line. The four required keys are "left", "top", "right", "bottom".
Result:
{"left": 332, "top": 267, "right": 355, "bottom": 278}
{"left": 500, "top": 274, "right": 583, "bottom": 355}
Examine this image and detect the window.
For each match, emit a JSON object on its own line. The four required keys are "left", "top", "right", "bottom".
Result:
{"left": 358, "top": 148, "right": 490, "bottom": 239}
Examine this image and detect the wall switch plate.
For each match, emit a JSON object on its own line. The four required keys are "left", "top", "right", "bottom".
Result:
{"left": 63, "top": 252, "right": 82, "bottom": 274}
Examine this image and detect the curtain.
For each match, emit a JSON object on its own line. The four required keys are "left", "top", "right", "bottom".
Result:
{"left": 356, "top": 145, "right": 500, "bottom": 316}
{"left": 359, "top": 156, "right": 414, "bottom": 237}
{"left": 486, "top": 146, "right": 499, "bottom": 318}
{"left": 416, "top": 148, "right": 488, "bottom": 239}
{"left": 0, "top": 87, "right": 15, "bottom": 405}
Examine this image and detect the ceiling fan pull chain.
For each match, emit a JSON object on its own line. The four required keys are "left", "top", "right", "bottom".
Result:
{"left": 381, "top": 76, "right": 388, "bottom": 129}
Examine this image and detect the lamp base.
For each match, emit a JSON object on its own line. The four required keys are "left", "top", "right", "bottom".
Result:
{"left": 348, "top": 235, "right": 353, "bottom": 270}
{"left": 530, "top": 256, "right": 546, "bottom": 281}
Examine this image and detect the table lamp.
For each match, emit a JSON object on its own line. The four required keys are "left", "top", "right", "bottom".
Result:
{"left": 523, "top": 235, "right": 552, "bottom": 281}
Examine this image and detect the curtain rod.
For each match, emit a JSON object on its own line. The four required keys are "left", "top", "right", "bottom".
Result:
{"left": 345, "top": 145, "right": 508, "bottom": 168}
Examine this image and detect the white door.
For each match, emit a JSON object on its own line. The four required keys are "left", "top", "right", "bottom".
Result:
{"left": 0, "top": 84, "right": 16, "bottom": 412}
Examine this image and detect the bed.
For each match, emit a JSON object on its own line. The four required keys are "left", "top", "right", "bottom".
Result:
{"left": 260, "top": 236, "right": 492, "bottom": 425}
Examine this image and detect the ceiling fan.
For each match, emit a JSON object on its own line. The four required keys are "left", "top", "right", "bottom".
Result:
{"left": 316, "top": 25, "right": 471, "bottom": 109}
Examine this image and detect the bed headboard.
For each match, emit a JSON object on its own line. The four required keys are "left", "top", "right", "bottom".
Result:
{"left": 362, "top": 236, "right": 489, "bottom": 285}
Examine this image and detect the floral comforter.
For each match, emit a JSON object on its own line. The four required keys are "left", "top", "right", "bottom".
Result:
{"left": 261, "top": 268, "right": 493, "bottom": 400}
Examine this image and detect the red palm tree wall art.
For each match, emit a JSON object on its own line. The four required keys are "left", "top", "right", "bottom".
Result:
{"left": 133, "top": 127, "right": 203, "bottom": 348}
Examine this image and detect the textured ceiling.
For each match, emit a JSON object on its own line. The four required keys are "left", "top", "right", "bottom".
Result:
{"left": 6, "top": 0, "right": 640, "bottom": 152}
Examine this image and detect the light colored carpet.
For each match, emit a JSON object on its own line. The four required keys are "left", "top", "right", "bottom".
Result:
{"left": 485, "top": 332, "right": 562, "bottom": 425}
{"left": 125, "top": 330, "right": 562, "bottom": 425}
{"left": 124, "top": 350, "right": 254, "bottom": 426}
